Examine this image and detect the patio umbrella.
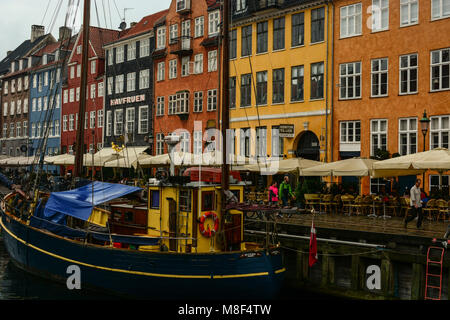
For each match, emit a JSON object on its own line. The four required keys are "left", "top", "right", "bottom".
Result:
{"left": 236, "top": 157, "right": 322, "bottom": 175}
{"left": 46, "top": 154, "right": 75, "bottom": 166}
{"left": 302, "top": 158, "right": 378, "bottom": 177}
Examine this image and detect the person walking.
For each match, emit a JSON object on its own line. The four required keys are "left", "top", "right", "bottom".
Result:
{"left": 404, "top": 179, "right": 424, "bottom": 229}
{"left": 268, "top": 182, "right": 279, "bottom": 205}
{"left": 279, "top": 176, "right": 295, "bottom": 207}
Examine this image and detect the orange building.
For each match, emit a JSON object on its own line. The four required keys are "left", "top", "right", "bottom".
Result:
{"left": 332, "top": 0, "right": 450, "bottom": 194}
{"left": 152, "top": 0, "right": 221, "bottom": 155}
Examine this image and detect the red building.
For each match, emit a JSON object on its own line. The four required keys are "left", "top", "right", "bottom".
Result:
{"left": 61, "top": 26, "right": 120, "bottom": 158}
{"left": 152, "top": 0, "right": 221, "bottom": 155}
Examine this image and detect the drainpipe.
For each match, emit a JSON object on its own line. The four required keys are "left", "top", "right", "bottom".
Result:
{"left": 330, "top": 0, "right": 335, "bottom": 163}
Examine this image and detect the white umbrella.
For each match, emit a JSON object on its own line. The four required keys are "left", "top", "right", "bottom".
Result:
{"left": 302, "top": 158, "right": 378, "bottom": 177}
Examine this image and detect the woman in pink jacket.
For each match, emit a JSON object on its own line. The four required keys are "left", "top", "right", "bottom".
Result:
{"left": 268, "top": 182, "right": 279, "bottom": 205}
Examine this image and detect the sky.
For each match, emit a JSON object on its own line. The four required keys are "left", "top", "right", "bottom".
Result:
{"left": 0, "top": 0, "right": 172, "bottom": 59}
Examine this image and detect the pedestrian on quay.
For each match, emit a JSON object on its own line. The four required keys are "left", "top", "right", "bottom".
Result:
{"left": 404, "top": 179, "right": 424, "bottom": 229}
{"left": 279, "top": 175, "right": 295, "bottom": 207}
{"left": 268, "top": 181, "right": 279, "bottom": 205}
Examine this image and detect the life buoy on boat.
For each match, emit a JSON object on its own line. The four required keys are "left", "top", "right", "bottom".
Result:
{"left": 199, "top": 212, "right": 219, "bottom": 238}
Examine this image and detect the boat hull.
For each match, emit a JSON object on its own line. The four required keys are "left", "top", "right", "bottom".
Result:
{"left": 0, "top": 211, "right": 284, "bottom": 300}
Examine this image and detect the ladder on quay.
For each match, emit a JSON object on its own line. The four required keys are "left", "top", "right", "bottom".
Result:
{"left": 425, "top": 246, "right": 445, "bottom": 300}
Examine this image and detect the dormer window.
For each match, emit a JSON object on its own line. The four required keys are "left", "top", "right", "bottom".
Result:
{"left": 176, "top": 0, "right": 191, "bottom": 12}
{"left": 11, "top": 61, "right": 15, "bottom": 73}
{"left": 19, "top": 60, "right": 23, "bottom": 70}
{"left": 236, "top": 0, "right": 247, "bottom": 12}
{"left": 43, "top": 54, "right": 48, "bottom": 65}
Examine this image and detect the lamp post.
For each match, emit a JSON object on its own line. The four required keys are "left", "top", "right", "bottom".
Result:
{"left": 419, "top": 110, "right": 430, "bottom": 190}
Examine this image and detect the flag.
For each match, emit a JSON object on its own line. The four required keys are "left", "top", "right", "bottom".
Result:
{"left": 309, "top": 220, "right": 318, "bottom": 267}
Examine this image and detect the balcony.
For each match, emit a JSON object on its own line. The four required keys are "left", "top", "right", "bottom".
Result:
{"left": 169, "top": 36, "right": 193, "bottom": 57}
{"left": 176, "top": 0, "right": 191, "bottom": 14}
{"left": 256, "top": 0, "right": 283, "bottom": 11}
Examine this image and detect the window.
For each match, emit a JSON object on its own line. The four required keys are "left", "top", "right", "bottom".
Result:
{"left": 108, "top": 49, "right": 113, "bottom": 66}
{"left": 17, "top": 100, "right": 21, "bottom": 114}
{"left": 207, "top": 89, "right": 217, "bottom": 111}
{"left": 140, "top": 69, "right": 150, "bottom": 89}
{"left": 90, "top": 83, "right": 96, "bottom": 99}
{"left": 151, "top": 190, "right": 160, "bottom": 209}
{"left": 371, "top": 119, "right": 388, "bottom": 155}
{"left": 194, "top": 91, "right": 203, "bottom": 112}
{"left": 23, "top": 121, "right": 28, "bottom": 137}
{"left": 236, "top": 0, "right": 247, "bottom": 11}
{"left": 98, "top": 82, "right": 104, "bottom": 97}
{"left": 63, "top": 115, "right": 68, "bottom": 132}
{"left": 70, "top": 66, "right": 75, "bottom": 79}
{"left": 115, "top": 75, "right": 124, "bottom": 94}
{"left": 114, "top": 109, "right": 123, "bottom": 136}
{"left": 69, "top": 114, "right": 74, "bottom": 131}
{"left": 195, "top": 16, "right": 204, "bottom": 38}
{"left": 127, "top": 72, "right": 136, "bottom": 92}
{"left": 291, "top": 65, "right": 304, "bottom": 102}
{"left": 3, "top": 102, "right": 7, "bottom": 116}
{"left": 17, "top": 78, "right": 22, "bottom": 91}
{"left": 273, "top": 68, "right": 285, "bottom": 103}
{"left": 340, "top": 121, "right": 361, "bottom": 143}
{"left": 432, "top": 0, "right": 450, "bottom": 20}
{"left": 208, "top": 50, "right": 217, "bottom": 72}
{"left": 339, "top": 62, "right": 361, "bottom": 99}
{"left": 156, "top": 133, "right": 165, "bottom": 155}
{"left": 181, "top": 57, "right": 189, "bottom": 77}
{"left": 23, "top": 99, "right": 28, "bottom": 113}
{"left": 241, "top": 25, "right": 252, "bottom": 57}
{"left": 9, "top": 123, "right": 14, "bottom": 138}
{"left": 230, "top": 76, "right": 236, "bottom": 108}
{"left": 77, "top": 64, "right": 81, "bottom": 78}
{"left": 371, "top": 0, "right": 389, "bottom": 32}
{"left": 3, "top": 124, "right": 7, "bottom": 138}
{"left": 169, "top": 60, "right": 177, "bottom": 79}
{"left": 311, "top": 62, "right": 324, "bottom": 99}
{"left": 127, "top": 42, "right": 136, "bottom": 60}
{"left": 273, "top": 17, "right": 285, "bottom": 51}
{"left": 157, "top": 27, "right": 166, "bottom": 49}
{"left": 240, "top": 74, "right": 251, "bottom": 107}
{"left": 38, "top": 98, "right": 42, "bottom": 111}
{"left": 77, "top": 45, "right": 82, "bottom": 54}
{"left": 3, "top": 81, "right": 8, "bottom": 94}
{"left": 399, "top": 54, "right": 418, "bottom": 94}
{"left": 208, "top": 10, "right": 220, "bottom": 36}
{"left": 193, "top": 131, "right": 202, "bottom": 155}
{"left": 256, "top": 71, "right": 268, "bottom": 105}
{"left": 370, "top": 178, "right": 385, "bottom": 194}
{"left": 126, "top": 108, "right": 135, "bottom": 134}
{"left": 230, "top": 29, "right": 237, "bottom": 59}
{"left": 340, "top": 3, "right": 362, "bottom": 38}
{"left": 430, "top": 175, "right": 450, "bottom": 194}
{"left": 85, "top": 111, "right": 88, "bottom": 129}
{"left": 168, "top": 95, "right": 177, "bottom": 115}
{"left": 106, "top": 111, "right": 112, "bottom": 136}
{"left": 194, "top": 54, "right": 203, "bottom": 74}
{"left": 400, "top": 0, "right": 418, "bottom": 26}
{"left": 292, "top": 12, "right": 305, "bottom": 47}
{"left": 399, "top": 117, "right": 417, "bottom": 155}
{"left": 116, "top": 46, "right": 124, "bottom": 63}
{"left": 107, "top": 77, "right": 113, "bottom": 95}
{"left": 76, "top": 87, "right": 80, "bottom": 101}
{"left": 176, "top": 92, "right": 189, "bottom": 114}
{"left": 371, "top": 58, "right": 388, "bottom": 97}
{"left": 178, "top": 131, "right": 190, "bottom": 152}
{"left": 256, "top": 127, "right": 267, "bottom": 158}
{"left": 170, "top": 24, "right": 178, "bottom": 44}
{"left": 10, "top": 101, "right": 15, "bottom": 115}
{"left": 16, "top": 122, "right": 21, "bottom": 138}
{"left": 271, "top": 126, "right": 284, "bottom": 158}
{"left": 140, "top": 39, "right": 150, "bottom": 57}
{"left": 256, "top": 21, "right": 268, "bottom": 54}
{"left": 240, "top": 128, "right": 251, "bottom": 157}
{"left": 156, "top": 97, "right": 165, "bottom": 116}
{"left": 311, "top": 7, "right": 325, "bottom": 43}
{"left": 431, "top": 48, "right": 450, "bottom": 91}
{"left": 91, "top": 60, "right": 97, "bottom": 74}
{"left": 97, "top": 110, "right": 103, "bottom": 128}
{"left": 90, "top": 111, "right": 96, "bottom": 129}
{"left": 430, "top": 115, "right": 450, "bottom": 149}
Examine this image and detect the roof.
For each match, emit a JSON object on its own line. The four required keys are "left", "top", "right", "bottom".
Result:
{"left": 206, "top": 0, "right": 221, "bottom": 10}
{"left": 117, "top": 9, "right": 169, "bottom": 43}
{"left": 88, "top": 26, "right": 121, "bottom": 59}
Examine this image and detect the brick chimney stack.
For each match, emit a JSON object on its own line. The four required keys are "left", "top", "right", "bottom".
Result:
{"left": 59, "top": 26, "right": 72, "bottom": 42}
{"left": 31, "top": 25, "right": 45, "bottom": 43}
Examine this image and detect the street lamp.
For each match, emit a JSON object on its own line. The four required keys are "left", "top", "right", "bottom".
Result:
{"left": 419, "top": 110, "right": 430, "bottom": 189}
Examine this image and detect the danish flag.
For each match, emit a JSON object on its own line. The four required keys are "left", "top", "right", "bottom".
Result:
{"left": 309, "top": 220, "right": 318, "bottom": 267}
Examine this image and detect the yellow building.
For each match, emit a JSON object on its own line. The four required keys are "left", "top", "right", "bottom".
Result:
{"left": 229, "top": 0, "right": 333, "bottom": 164}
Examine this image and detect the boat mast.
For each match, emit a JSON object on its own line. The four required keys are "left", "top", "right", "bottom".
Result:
{"left": 74, "top": 0, "right": 91, "bottom": 177}
{"left": 221, "top": 0, "right": 229, "bottom": 192}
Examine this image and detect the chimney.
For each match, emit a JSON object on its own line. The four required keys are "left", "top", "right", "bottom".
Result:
{"left": 6, "top": 51, "right": 12, "bottom": 56}
{"left": 59, "top": 26, "right": 72, "bottom": 42}
{"left": 31, "top": 25, "right": 45, "bottom": 43}
{"left": 130, "top": 22, "right": 138, "bottom": 28}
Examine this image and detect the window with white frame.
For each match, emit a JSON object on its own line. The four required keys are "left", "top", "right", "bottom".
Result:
{"left": 98, "top": 82, "right": 104, "bottom": 97}
{"left": 17, "top": 100, "right": 21, "bottom": 115}
{"left": 271, "top": 126, "right": 284, "bottom": 158}
{"left": 140, "top": 69, "right": 150, "bottom": 89}
{"left": 127, "top": 72, "right": 136, "bottom": 92}
{"left": 8, "top": 123, "right": 14, "bottom": 138}
{"left": 115, "top": 75, "right": 124, "bottom": 94}
{"left": 77, "top": 64, "right": 81, "bottom": 78}
{"left": 108, "top": 49, "right": 113, "bottom": 65}
{"left": 208, "top": 50, "right": 217, "bottom": 72}
{"left": 168, "top": 95, "right": 176, "bottom": 115}
{"left": 43, "top": 97, "right": 48, "bottom": 111}
{"left": 23, "top": 121, "right": 28, "bottom": 137}
{"left": 23, "top": 99, "right": 28, "bottom": 113}
{"left": 38, "top": 98, "right": 43, "bottom": 111}
{"left": 399, "top": 117, "right": 417, "bottom": 155}
{"left": 195, "top": 16, "right": 204, "bottom": 38}
{"left": 90, "top": 111, "right": 96, "bottom": 129}
{"left": 63, "top": 115, "right": 68, "bottom": 132}
{"left": 176, "top": 91, "right": 189, "bottom": 114}
{"left": 156, "top": 133, "right": 165, "bottom": 155}
{"left": 97, "top": 110, "right": 103, "bottom": 128}
{"left": 24, "top": 76, "right": 28, "bottom": 90}
{"left": 157, "top": 62, "right": 165, "bottom": 81}
{"left": 207, "top": 89, "right": 217, "bottom": 111}
{"left": 17, "top": 78, "right": 22, "bottom": 92}
{"left": 194, "top": 91, "right": 203, "bottom": 112}
{"left": 44, "top": 72, "right": 48, "bottom": 86}
{"left": 193, "top": 131, "right": 202, "bottom": 155}
{"left": 170, "top": 24, "right": 178, "bottom": 44}
{"left": 31, "top": 98, "right": 36, "bottom": 112}
{"left": 340, "top": 3, "right": 362, "bottom": 38}
{"left": 63, "top": 90, "right": 68, "bottom": 104}
{"left": 340, "top": 121, "right": 361, "bottom": 143}
{"left": 3, "top": 81, "right": 8, "bottom": 94}
{"left": 114, "top": 109, "right": 123, "bottom": 135}
{"left": 3, "top": 124, "right": 7, "bottom": 138}
{"left": 3, "top": 102, "right": 7, "bottom": 116}
{"left": 76, "top": 87, "right": 80, "bottom": 101}
{"left": 240, "top": 128, "right": 251, "bottom": 158}
{"left": 400, "top": 0, "right": 418, "bottom": 26}
{"left": 208, "top": 10, "right": 220, "bottom": 36}
{"left": 169, "top": 60, "right": 177, "bottom": 79}
{"left": 10, "top": 101, "right": 15, "bottom": 115}
{"left": 399, "top": 53, "right": 418, "bottom": 94}
{"left": 194, "top": 54, "right": 203, "bottom": 74}
{"left": 16, "top": 122, "right": 21, "bottom": 138}
{"left": 116, "top": 46, "right": 124, "bottom": 63}
{"left": 126, "top": 108, "right": 135, "bottom": 134}
{"left": 69, "top": 88, "right": 75, "bottom": 102}
{"left": 106, "top": 111, "right": 112, "bottom": 136}
{"left": 256, "top": 127, "right": 267, "bottom": 158}
{"left": 430, "top": 115, "right": 450, "bottom": 149}
{"left": 432, "top": 0, "right": 450, "bottom": 20}
{"left": 139, "top": 106, "right": 149, "bottom": 134}
{"left": 178, "top": 131, "right": 190, "bottom": 152}
{"left": 70, "top": 66, "right": 75, "bottom": 79}
{"left": 127, "top": 42, "right": 136, "bottom": 60}
{"left": 140, "top": 38, "right": 150, "bottom": 57}
{"left": 90, "top": 83, "right": 96, "bottom": 99}
{"left": 371, "top": 0, "right": 389, "bottom": 32}
{"left": 157, "top": 27, "right": 166, "bottom": 49}
{"left": 107, "top": 77, "right": 113, "bottom": 95}
{"left": 156, "top": 97, "right": 165, "bottom": 116}
{"left": 431, "top": 48, "right": 450, "bottom": 91}
{"left": 371, "top": 58, "right": 388, "bottom": 97}
{"left": 90, "top": 60, "right": 97, "bottom": 74}
{"left": 371, "top": 119, "right": 388, "bottom": 155}
{"left": 69, "top": 114, "right": 74, "bottom": 131}
{"left": 430, "top": 175, "right": 449, "bottom": 193}
{"left": 236, "top": 0, "right": 247, "bottom": 11}
{"left": 181, "top": 56, "right": 190, "bottom": 77}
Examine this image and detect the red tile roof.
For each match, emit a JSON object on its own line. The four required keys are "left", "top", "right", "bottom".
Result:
{"left": 88, "top": 26, "right": 121, "bottom": 58}
{"left": 116, "top": 9, "right": 169, "bottom": 43}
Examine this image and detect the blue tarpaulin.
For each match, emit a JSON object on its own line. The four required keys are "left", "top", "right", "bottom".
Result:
{"left": 43, "top": 181, "right": 142, "bottom": 222}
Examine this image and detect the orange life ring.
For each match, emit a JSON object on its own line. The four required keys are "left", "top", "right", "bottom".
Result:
{"left": 199, "top": 212, "right": 219, "bottom": 238}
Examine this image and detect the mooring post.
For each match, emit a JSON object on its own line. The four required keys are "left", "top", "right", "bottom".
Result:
{"left": 411, "top": 263, "right": 424, "bottom": 300}
{"left": 381, "top": 258, "right": 394, "bottom": 297}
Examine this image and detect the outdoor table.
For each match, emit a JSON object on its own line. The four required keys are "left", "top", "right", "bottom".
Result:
{"left": 379, "top": 196, "right": 391, "bottom": 219}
